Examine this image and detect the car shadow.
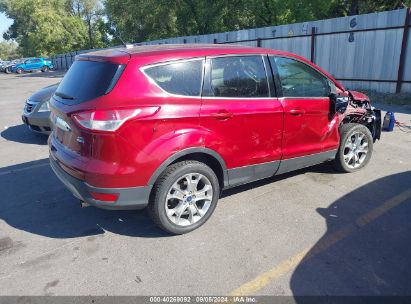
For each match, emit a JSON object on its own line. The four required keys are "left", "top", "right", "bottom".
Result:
{"left": 1, "top": 124, "right": 48, "bottom": 145}
{"left": 290, "top": 171, "right": 411, "bottom": 298}
{"left": 0, "top": 159, "right": 338, "bottom": 240}
{"left": 0, "top": 159, "right": 168, "bottom": 239}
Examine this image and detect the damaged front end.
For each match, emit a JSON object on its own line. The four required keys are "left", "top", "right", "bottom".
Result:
{"left": 331, "top": 90, "right": 382, "bottom": 142}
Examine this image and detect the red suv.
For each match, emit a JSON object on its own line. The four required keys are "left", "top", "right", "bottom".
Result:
{"left": 49, "top": 44, "right": 381, "bottom": 234}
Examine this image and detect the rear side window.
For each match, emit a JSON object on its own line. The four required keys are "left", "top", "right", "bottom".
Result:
{"left": 143, "top": 59, "right": 203, "bottom": 96}
{"left": 271, "top": 56, "right": 331, "bottom": 97}
{"left": 55, "top": 60, "right": 125, "bottom": 104}
{"left": 204, "top": 56, "right": 269, "bottom": 98}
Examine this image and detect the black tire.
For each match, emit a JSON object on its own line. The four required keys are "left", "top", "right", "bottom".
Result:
{"left": 41, "top": 66, "right": 49, "bottom": 72}
{"left": 5, "top": 67, "right": 11, "bottom": 74}
{"left": 333, "top": 123, "right": 373, "bottom": 173}
{"left": 16, "top": 68, "right": 23, "bottom": 74}
{"left": 148, "top": 160, "right": 220, "bottom": 235}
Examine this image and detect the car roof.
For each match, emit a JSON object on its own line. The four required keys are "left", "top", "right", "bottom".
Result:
{"left": 78, "top": 44, "right": 286, "bottom": 62}
{"left": 76, "top": 44, "right": 344, "bottom": 90}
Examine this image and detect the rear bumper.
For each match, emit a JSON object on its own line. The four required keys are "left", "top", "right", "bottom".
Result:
{"left": 49, "top": 156, "right": 151, "bottom": 210}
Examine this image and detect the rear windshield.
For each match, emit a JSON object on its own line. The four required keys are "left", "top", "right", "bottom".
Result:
{"left": 54, "top": 60, "right": 124, "bottom": 104}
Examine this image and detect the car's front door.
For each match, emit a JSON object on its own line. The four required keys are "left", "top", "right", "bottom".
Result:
{"left": 24, "top": 59, "right": 35, "bottom": 71}
{"left": 269, "top": 56, "right": 339, "bottom": 172}
{"left": 32, "top": 59, "right": 42, "bottom": 70}
{"left": 200, "top": 55, "right": 283, "bottom": 186}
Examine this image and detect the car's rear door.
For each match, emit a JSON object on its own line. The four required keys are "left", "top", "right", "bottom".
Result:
{"left": 269, "top": 56, "right": 339, "bottom": 170}
{"left": 200, "top": 55, "right": 283, "bottom": 186}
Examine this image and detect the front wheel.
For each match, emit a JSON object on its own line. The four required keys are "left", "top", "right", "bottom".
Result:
{"left": 16, "top": 68, "right": 23, "bottom": 74}
{"left": 41, "top": 66, "right": 49, "bottom": 72}
{"left": 148, "top": 160, "right": 220, "bottom": 234}
{"left": 333, "top": 123, "right": 373, "bottom": 173}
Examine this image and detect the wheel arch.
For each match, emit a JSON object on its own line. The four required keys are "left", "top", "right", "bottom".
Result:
{"left": 339, "top": 110, "right": 381, "bottom": 142}
{"left": 147, "top": 147, "right": 229, "bottom": 190}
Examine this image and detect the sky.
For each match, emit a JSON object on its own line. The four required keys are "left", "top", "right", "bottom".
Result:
{"left": 0, "top": 12, "right": 13, "bottom": 42}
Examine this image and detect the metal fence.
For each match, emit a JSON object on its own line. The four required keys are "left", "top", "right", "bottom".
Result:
{"left": 52, "top": 8, "right": 411, "bottom": 93}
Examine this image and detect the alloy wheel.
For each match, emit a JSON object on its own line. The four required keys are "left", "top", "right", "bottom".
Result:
{"left": 165, "top": 173, "right": 213, "bottom": 227}
{"left": 343, "top": 131, "right": 369, "bottom": 169}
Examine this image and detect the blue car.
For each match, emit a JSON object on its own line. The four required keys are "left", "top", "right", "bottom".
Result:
{"left": 12, "top": 58, "right": 54, "bottom": 74}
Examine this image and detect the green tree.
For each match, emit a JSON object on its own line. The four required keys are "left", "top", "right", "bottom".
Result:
{"left": 240, "top": 0, "right": 335, "bottom": 27}
{"left": 173, "top": 0, "right": 246, "bottom": 35}
{"left": 2, "top": 0, "right": 410, "bottom": 56}
{"left": 105, "top": 0, "right": 178, "bottom": 44}
{"left": 0, "top": 0, "right": 89, "bottom": 56}
{"left": 66, "top": 0, "right": 108, "bottom": 49}
{"left": 330, "top": 0, "right": 411, "bottom": 16}
{"left": 0, "top": 40, "right": 19, "bottom": 60}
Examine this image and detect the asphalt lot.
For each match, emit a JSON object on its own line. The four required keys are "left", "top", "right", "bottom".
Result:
{"left": 1, "top": 71, "right": 411, "bottom": 297}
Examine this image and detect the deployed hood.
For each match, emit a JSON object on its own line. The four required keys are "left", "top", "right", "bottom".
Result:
{"left": 29, "top": 83, "right": 59, "bottom": 102}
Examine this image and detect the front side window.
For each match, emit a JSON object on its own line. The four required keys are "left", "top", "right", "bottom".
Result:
{"left": 143, "top": 59, "right": 203, "bottom": 96}
{"left": 205, "top": 56, "right": 269, "bottom": 98}
{"left": 272, "top": 56, "right": 331, "bottom": 98}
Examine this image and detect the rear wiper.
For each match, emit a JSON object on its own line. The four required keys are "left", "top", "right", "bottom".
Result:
{"left": 55, "top": 91, "right": 75, "bottom": 100}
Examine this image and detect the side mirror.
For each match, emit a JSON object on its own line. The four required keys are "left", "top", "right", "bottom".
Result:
{"left": 329, "top": 93, "right": 349, "bottom": 116}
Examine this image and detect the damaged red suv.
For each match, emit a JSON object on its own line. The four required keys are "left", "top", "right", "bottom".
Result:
{"left": 49, "top": 44, "right": 381, "bottom": 234}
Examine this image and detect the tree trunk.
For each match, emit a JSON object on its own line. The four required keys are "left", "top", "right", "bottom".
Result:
{"left": 87, "top": 18, "right": 93, "bottom": 49}
{"left": 348, "top": 0, "right": 359, "bottom": 16}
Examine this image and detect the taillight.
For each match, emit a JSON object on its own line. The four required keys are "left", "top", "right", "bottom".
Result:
{"left": 72, "top": 107, "right": 159, "bottom": 132}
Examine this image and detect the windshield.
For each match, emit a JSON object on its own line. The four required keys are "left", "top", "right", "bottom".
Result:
{"left": 54, "top": 60, "right": 125, "bottom": 104}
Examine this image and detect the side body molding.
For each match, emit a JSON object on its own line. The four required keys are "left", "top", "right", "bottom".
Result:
{"left": 225, "top": 150, "right": 338, "bottom": 188}
{"left": 227, "top": 160, "right": 280, "bottom": 188}
{"left": 149, "top": 148, "right": 338, "bottom": 191}
{"left": 276, "top": 149, "right": 337, "bottom": 175}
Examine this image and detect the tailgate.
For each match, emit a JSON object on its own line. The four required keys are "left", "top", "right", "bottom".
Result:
{"left": 51, "top": 105, "right": 93, "bottom": 158}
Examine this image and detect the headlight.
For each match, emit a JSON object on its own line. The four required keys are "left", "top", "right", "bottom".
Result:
{"left": 38, "top": 101, "right": 50, "bottom": 112}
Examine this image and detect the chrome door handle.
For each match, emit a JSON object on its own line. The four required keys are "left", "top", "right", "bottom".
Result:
{"left": 211, "top": 111, "right": 234, "bottom": 120}
{"left": 289, "top": 108, "right": 305, "bottom": 116}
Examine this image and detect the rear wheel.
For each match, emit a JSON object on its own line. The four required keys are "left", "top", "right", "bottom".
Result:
{"left": 333, "top": 123, "right": 373, "bottom": 173}
{"left": 148, "top": 160, "right": 220, "bottom": 234}
{"left": 5, "top": 67, "right": 11, "bottom": 74}
{"left": 41, "top": 66, "right": 49, "bottom": 72}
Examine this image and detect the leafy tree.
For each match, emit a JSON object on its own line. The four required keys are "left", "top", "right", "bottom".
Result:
{"left": 2, "top": 0, "right": 411, "bottom": 56}
{"left": 66, "top": 0, "right": 107, "bottom": 49}
{"left": 105, "top": 0, "right": 179, "bottom": 44}
{"left": 0, "top": 40, "right": 19, "bottom": 60}
{"left": 0, "top": 0, "right": 89, "bottom": 56}
{"left": 173, "top": 0, "right": 247, "bottom": 35}
{"left": 330, "top": 0, "right": 411, "bottom": 16}
{"left": 240, "top": 0, "right": 335, "bottom": 27}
